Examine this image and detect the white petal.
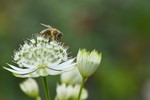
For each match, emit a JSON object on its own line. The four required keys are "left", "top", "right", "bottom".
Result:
{"left": 53, "top": 62, "right": 76, "bottom": 70}
{"left": 7, "top": 64, "right": 36, "bottom": 72}
{"left": 15, "top": 74, "right": 31, "bottom": 78}
{"left": 4, "top": 67, "right": 37, "bottom": 74}
{"left": 15, "top": 71, "right": 40, "bottom": 78}
{"left": 22, "top": 63, "right": 36, "bottom": 68}
{"left": 47, "top": 68, "right": 63, "bottom": 75}
{"left": 50, "top": 59, "right": 61, "bottom": 66}
{"left": 49, "top": 58, "right": 76, "bottom": 70}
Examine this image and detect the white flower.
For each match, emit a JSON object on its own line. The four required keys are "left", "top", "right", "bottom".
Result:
{"left": 55, "top": 84, "right": 88, "bottom": 100}
{"left": 4, "top": 36, "right": 76, "bottom": 77}
{"left": 61, "top": 67, "right": 82, "bottom": 85}
{"left": 20, "top": 78, "right": 39, "bottom": 98}
{"left": 77, "top": 49, "right": 102, "bottom": 78}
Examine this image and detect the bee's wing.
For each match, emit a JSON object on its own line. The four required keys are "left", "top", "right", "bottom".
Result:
{"left": 40, "top": 29, "right": 47, "bottom": 34}
{"left": 40, "top": 23, "right": 53, "bottom": 29}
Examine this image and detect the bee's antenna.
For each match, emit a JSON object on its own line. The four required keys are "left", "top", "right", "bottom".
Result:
{"left": 40, "top": 23, "right": 52, "bottom": 28}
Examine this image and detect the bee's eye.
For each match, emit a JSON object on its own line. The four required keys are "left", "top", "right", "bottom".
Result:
{"left": 57, "top": 33, "right": 62, "bottom": 38}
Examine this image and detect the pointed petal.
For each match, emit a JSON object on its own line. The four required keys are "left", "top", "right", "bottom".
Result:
{"left": 59, "top": 63, "right": 76, "bottom": 71}
{"left": 46, "top": 68, "right": 63, "bottom": 75}
{"left": 22, "top": 63, "right": 36, "bottom": 68}
{"left": 7, "top": 64, "right": 36, "bottom": 72}
{"left": 50, "top": 59, "right": 61, "bottom": 66}
{"left": 53, "top": 62, "right": 76, "bottom": 70}
{"left": 14, "top": 74, "right": 31, "bottom": 78}
{"left": 14, "top": 70, "right": 40, "bottom": 78}
{"left": 49, "top": 58, "right": 76, "bottom": 70}
{"left": 46, "top": 66, "right": 76, "bottom": 75}
{"left": 29, "top": 71, "right": 41, "bottom": 77}
{"left": 4, "top": 67, "right": 37, "bottom": 74}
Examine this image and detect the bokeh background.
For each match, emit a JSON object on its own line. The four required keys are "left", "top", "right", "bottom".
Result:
{"left": 0, "top": 0, "right": 150, "bottom": 100}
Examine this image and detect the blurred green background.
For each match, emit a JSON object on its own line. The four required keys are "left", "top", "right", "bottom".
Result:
{"left": 0, "top": 0, "right": 150, "bottom": 100}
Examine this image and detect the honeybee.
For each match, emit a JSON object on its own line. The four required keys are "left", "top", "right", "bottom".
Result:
{"left": 40, "top": 23, "right": 63, "bottom": 41}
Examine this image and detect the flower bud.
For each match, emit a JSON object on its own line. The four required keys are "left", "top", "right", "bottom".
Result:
{"left": 77, "top": 49, "right": 102, "bottom": 78}
{"left": 20, "top": 78, "right": 39, "bottom": 98}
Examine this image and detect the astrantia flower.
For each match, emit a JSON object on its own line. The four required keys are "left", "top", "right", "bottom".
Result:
{"left": 20, "top": 78, "right": 39, "bottom": 98}
{"left": 4, "top": 36, "right": 76, "bottom": 77}
{"left": 55, "top": 84, "right": 88, "bottom": 100}
{"left": 61, "top": 67, "right": 82, "bottom": 85}
{"left": 77, "top": 49, "right": 102, "bottom": 78}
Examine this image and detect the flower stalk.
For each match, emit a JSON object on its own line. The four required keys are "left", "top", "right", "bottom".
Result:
{"left": 78, "top": 77, "right": 87, "bottom": 100}
{"left": 42, "top": 77, "right": 51, "bottom": 100}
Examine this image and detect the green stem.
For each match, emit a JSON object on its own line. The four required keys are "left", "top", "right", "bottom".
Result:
{"left": 42, "top": 77, "right": 51, "bottom": 100}
{"left": 78, "top": 77, "right": 86, "bottom": 100}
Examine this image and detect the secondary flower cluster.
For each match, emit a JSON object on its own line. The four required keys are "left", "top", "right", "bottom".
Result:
{"left": 55, "top": 83, "right": 88, "bottom": 100}
{"left": 55, "top": 68, "right": 88, "bottom": 100}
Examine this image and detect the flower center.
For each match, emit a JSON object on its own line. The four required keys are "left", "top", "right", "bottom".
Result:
{"left": 38, "top": 64, "right": 47, "bottom": 69}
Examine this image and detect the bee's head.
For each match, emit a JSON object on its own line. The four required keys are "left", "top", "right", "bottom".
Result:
{"left": 56, "top": 32, "right": 63, "bottom": 39}
{"left": 52, "top": 29, "right": 62, "bottom": 37}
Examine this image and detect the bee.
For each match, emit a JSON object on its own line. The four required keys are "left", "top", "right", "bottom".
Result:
{"left": 40, "top": 23, "right": 63, "bottom": 41}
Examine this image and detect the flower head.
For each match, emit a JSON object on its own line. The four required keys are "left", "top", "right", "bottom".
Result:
{"left": 77, "top": 49, "right": 102, "bottom": 78}
{"left": 20, "top": 78, "right": 39, "bottom": 98}
{"left": 55, "top": 84, "right": 88, "bottom": 100}
{"left": 4, "top": 36, "right": 76, "bottom": 77}
{"left": 61, "top": 67, "right": 82, "bottom": 85}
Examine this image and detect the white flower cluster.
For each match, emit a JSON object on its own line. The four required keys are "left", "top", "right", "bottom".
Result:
{"left": 55, "top": 68, "right": 88, "bottom": 100}
{"left": 4, "top": 36, "right": 76, "bottom": 77}
{"left": 55, "top": 83, "right": 88, "bottom": 100}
